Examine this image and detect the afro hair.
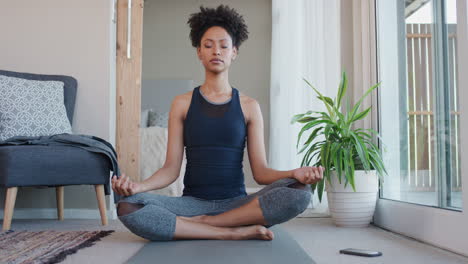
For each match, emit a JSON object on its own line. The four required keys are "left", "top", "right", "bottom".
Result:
{"left": 187, "top": 5, "right": 249, "bottom": 49}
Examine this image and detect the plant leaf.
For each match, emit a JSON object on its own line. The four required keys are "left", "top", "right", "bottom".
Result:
{"left": 351, "top": 106, "right": 372, "bottom": 122}
{"left": 347, "top": 82, "right": 381, "bottom": 123}
{"left": 348, "top": 149, "right": 356, "bottom": 191}
{"left": 296, "top": 120, "right": 333, "bottom": 148}
{"left": 317, "top": 178, "right": 325, "bottom": 202}
{"left": 303, "top": 77, "right": 334, "bottom": 118}
{"left": 298, "top": 127, "right": 323, "bottom": 154}
{"left": 290, "top": 111, "right": 314, "bottom": 124}
{"left": 317, "top": 96, "right": 334, "bottom": 107}
{"left": 336, "top": 71, "right": 348, "bottom": 108}
{"left": 311, "top": 182, "right": 318, "bottom": 194}
{"left": 349, "top": 131, "right": 371, "bottom": 171}
{"left": 337, "top": 147, "right": 343, "bottom": 183}
{"left": 297, "top": 116, "right": 318, "bottom": 123}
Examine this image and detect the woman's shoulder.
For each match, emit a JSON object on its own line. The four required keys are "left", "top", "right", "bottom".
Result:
{"left": 179, "top": 90, "right": 194, "bottom": 101}
{"left": 237, "top": 90, "right": 257, "bottom": 105}
{"left": 238, "top": 90, "right": 260, "bottom": 111}
{"left": 237, "top": 90, "right": 262, "bottom": 124}
{"left": 171, "top": 90, "right": 194, "bottom": 120}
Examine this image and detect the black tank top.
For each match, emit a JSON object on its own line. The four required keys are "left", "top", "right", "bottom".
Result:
{"left": 182, "top": 86, "right": 248, "bottom": 200}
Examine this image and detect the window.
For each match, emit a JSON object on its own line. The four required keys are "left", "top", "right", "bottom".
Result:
{"left": 376, "top": 0, "right": 461, "bottom": 210}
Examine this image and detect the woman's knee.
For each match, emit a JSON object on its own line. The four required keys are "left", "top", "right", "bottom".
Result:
{"left": 282, "top": 187, "right": 311, "bottom": 214}
{"left": 117, "top": 202, "right": 144, "bottom": 217}
{"left": 259, "top": 187, "right": 311, "bottom": 225}
{"left": 295, "top": 189, "right": 312, "bottom": 213}
{"left": 117, "top": 203, "right": 176, "bottom": 241}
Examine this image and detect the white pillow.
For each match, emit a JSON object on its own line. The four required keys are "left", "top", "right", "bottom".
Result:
{"left": 0, "top": 75, "right": 72, "bottom": 141}
{"left": 139, "top": 126, "right": 185, "bottom": 196}
{"left": 147, "top": 109, "right": 169, "bottom": 128}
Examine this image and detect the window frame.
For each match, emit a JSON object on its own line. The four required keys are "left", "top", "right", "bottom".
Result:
{"left": 372, "top": 0, "right": 468, "bottom": 257}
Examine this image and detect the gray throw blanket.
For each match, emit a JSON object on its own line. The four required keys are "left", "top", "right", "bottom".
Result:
{"left": 0, "top": 133, "right": 123, "bottom": 203}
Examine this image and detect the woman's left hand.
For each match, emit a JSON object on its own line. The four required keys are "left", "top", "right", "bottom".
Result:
{"left": 292, "top": 166, "right": 324, "bottom": 185}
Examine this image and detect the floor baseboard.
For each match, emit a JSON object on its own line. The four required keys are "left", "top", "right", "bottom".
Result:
{"left": 0, "top": 208, "right": 117, "bottom": 220}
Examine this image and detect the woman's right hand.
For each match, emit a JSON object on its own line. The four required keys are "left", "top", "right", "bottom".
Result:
{"left": 111, "top": 173, "right": 144, "bottom": 197}
{"left": 292, "top": 166, "right": 324, "bottom": 185}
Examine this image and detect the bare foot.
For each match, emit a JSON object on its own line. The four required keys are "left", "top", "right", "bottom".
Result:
{"left": 231, "top": 225, "right": 274, "bottom": 240}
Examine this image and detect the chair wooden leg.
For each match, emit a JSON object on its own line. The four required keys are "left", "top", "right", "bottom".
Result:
{"left": 94, "top": 184, "right": 108, "bottom": 226}
{"left": 56, "top": 186, "right": 64, "bottom": 221}
{"left": 3, "top": 187, "right": 18, "bottom": 231}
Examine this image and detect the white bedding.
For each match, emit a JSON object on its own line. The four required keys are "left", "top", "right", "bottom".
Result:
{"left": 140, "top": 126, "right": 185, "bottom": 197}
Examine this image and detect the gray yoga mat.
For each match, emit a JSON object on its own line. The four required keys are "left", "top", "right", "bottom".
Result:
{"left": 126, "top": 225, "right": 315, "bottom": 264}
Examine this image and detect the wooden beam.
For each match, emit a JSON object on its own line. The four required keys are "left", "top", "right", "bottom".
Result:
{"left": 116, "top": 0, "right": 143, "bottom": 181}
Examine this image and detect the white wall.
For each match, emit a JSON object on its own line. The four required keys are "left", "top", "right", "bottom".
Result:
{"left": 142, "top": 0, "right": 272, "bottom": 188}
{"left": 0, "top": 0, "right": 115, "bottom": 212}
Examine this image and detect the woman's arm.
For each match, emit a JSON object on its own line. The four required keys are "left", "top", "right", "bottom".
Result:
{"left": 246, "top": 99, "right": 294, "bottom": 185}
{"left": 246, "top": 99, "right": 324, "bottom": 186}
{"left": 112, "top": 95, "right": 187, "bottom": 196}
{"left": 140, "top": 95, "right": 187, "bottom": 191}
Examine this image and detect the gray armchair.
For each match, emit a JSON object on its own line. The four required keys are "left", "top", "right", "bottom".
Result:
{"left": 0, "top": 70, "right": 111, "bottom": 230}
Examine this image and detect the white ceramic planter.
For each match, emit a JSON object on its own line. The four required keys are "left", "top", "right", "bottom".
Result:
{"left": 325, "top": 170, "right": 378, "bottom": 227}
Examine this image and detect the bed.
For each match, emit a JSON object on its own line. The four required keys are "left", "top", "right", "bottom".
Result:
{"left": 139, "top": 79, "right": 193, "bottom": 197}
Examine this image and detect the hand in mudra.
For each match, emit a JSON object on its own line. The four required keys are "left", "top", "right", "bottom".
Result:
{"left": 111, "top": 173, "right": 143, "bottom": 197}
{"left": 292, "top": 166, "right": 324, "bottom": 185}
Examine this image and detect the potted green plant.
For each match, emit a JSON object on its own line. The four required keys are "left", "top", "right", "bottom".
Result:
{"left": 291, "top": 72, "right": 387, "bottom": 227}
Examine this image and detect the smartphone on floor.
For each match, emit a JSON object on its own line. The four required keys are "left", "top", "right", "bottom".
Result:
{"left": 339, "top": 248, "right": 383, "bottom": 257}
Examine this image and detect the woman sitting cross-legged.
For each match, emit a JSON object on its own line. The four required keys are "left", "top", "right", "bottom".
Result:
{"left": 111, "top": 4, "right": 324, "bottom": 242}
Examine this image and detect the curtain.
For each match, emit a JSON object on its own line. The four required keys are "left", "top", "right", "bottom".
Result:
{"left": 269, "top": 0, "right": 341, "bottom": 170}
{"left": 269, "top": 0, "right": 341, "bottom": 210}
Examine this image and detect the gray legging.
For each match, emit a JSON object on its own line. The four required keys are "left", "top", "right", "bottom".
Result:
{"left": 116, "top": 177, "right": 312, "bottom": 241}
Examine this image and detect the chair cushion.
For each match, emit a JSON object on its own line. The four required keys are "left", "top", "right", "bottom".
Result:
{"left": 0, "top": 145, "right": 110, "bottom": 188}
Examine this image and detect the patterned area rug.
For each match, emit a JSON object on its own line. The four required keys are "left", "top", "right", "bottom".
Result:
{"left": 0, "top": 230, "right": 114, "bottom": 264}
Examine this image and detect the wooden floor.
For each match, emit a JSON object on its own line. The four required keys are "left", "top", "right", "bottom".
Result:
{"left": 4, "top": 217, "right": 468, "bottom": 263}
